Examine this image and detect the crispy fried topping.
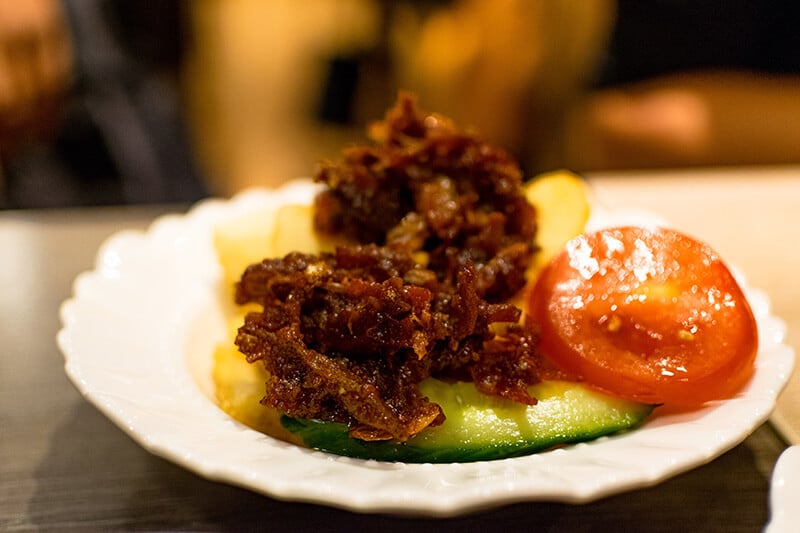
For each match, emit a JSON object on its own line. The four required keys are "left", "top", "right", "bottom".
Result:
{"left": 234, "top": 93, "right": 552, "bottom": 441}
{"left": 313, "top": 92, "right": 538, "bottom": 302}
{"left": 235, "top": 245, "right": 544, "bottom": 441}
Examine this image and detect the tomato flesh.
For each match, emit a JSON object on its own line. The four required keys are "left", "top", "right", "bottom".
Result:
{"left": 528, "top": 226, "right": 758, "bottom": 406}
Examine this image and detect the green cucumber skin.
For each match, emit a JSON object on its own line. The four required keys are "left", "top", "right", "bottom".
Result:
{"left": 281, "top": 380, "right": 654, "bottom": 463}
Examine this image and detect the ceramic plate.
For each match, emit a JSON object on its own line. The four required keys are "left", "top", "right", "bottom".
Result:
{"left": 58, "top": 180, "right": 795, "bottom": 517}
{"left": 766, "top": 446, "right": 800, "bottom": 533}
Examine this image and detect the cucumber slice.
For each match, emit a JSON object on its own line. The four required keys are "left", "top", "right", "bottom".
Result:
{"left": 282, "top": 379, "right": 653, "bottom": 463}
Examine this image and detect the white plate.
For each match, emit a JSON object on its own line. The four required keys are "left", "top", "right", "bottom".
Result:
{"left": 766, "top": 446, "right": 800, "bottom": 533}
{"left": 58, "top": 180, "right": 795, "bottom": 517}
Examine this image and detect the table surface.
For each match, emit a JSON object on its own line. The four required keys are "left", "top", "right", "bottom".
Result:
{"left": 1, "top": 166, "right": 797, "bottom": 532}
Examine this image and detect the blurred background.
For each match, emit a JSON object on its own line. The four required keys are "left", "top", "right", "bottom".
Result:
{"left": 1, "top": 0, "right": 799, "bottom": 209}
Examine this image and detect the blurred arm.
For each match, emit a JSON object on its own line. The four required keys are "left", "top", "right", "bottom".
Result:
{"left": 563, "top": 71, "right": 800, "bottom": 170}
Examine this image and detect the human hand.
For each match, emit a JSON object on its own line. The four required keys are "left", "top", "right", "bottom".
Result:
{"left": 564, "top": 72, "right": 800, "bottom": 170}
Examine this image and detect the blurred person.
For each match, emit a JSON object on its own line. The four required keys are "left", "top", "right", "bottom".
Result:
{"left": 0, "top": 0, "right": 72, "bottom": 165}
{"left": 184, "top": 0, "right": 800, "bottom": 197}
{"left": 389, "top": 0, "right": 614, "bottom": 173}
{"left": 0, "top": 0, "right": 72, "bottom": 205}
{"left": 184, "top": 0, "right": 607, "bottom": 194}
{"left": 394, "top": 0, "right": 800, "bottom": 173}
{"left": 0, "top": 0, "right": 206, "bottom": 209}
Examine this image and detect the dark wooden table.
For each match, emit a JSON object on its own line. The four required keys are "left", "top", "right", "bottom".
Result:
{"left": 0, "top": 177, "right": 792, "bottom": 531}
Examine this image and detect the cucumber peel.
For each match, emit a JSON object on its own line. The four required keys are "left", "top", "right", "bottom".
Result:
{"left": 282, "top": 379, "right": 653, "bottom": 463}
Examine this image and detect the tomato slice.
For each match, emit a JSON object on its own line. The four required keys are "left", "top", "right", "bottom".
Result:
{"left": 528, "top": 226, "right": 758, "bottom": 406}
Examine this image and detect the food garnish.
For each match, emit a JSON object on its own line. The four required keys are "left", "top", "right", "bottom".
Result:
{"left": 282, "top": 379, "right": 652, "bottom": 463}
{"left": 529, "top": 225, "right": 758, "bottom": 406}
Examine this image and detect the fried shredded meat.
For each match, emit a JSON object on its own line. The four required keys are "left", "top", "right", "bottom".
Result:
{"left": 234, "top": 93, "right": 554, "bottom": 442}
{"left": 313, "top": 92, "right": 538, "bottom": 302}
{"left": 235, "top": 246, "right": 544, "bottom": 441}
